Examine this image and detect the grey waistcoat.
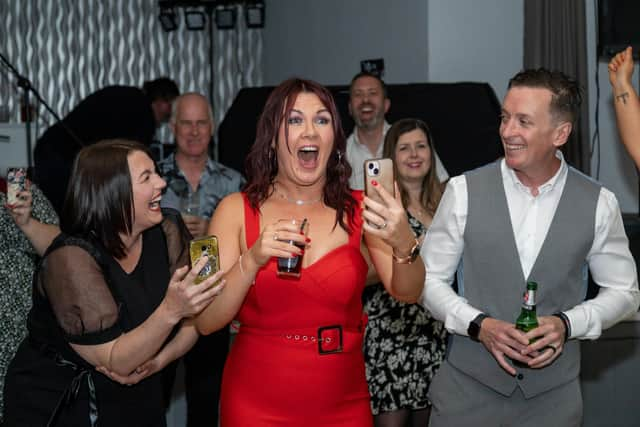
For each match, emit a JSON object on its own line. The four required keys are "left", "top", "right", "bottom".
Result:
{"left": 446, "top": 161, "right": 600, "bottom": 398}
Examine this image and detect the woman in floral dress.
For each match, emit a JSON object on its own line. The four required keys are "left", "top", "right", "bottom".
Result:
{"left": 363, "top": 119, "right": 448, "bottom": 427}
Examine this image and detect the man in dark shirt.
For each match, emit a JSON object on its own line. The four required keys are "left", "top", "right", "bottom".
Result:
{"left": 33, "top": 78, "right": 178, "bottom": 214}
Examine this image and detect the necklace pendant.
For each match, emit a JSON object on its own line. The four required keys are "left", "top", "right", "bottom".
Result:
{"left": 295, "top": 199, "right": 304, "bottom": 206}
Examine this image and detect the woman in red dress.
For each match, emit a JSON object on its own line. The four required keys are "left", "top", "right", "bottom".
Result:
{"left": 196, "top": 78, "right": 425, "bottom": 426}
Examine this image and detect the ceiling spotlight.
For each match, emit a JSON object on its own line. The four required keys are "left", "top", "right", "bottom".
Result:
{"left": 159, "top": 6, "right": 178, "bottom": 32}
{"left": 215, "top": 5, "right": 237, "bottom": 30}
{"left": 185, "top": 9, "right": 206, "bottom": 31}
{"left": 245, "top": 1, "right": 265, "bottom": 29}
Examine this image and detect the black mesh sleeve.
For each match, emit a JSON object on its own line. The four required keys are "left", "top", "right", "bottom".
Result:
{"left": 39, "top": 244, "right": 123, "bottom": 344}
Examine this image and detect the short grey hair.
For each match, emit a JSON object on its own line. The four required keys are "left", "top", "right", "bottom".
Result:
{"left": 170, "top": 92, "right": 214, "bottom": 125}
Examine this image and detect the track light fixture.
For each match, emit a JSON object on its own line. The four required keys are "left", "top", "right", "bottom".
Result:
{"left": 215, "top": 4, "right": 237, "bottom": 30}
{"left": 185, "top": 9, "right": 207, "bottom": 30}
{"left": 159, "top": 1, "right": 265, "bottom": 31}
{"left": 245, "top": 1, "right": 264, "bottom": 29}
{"left": 159, "top": 5, "right": 179, "bottom": 32}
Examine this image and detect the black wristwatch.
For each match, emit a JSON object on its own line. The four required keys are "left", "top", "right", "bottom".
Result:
{"left": 468, "top": 313, "right": 489, "bottom": 342}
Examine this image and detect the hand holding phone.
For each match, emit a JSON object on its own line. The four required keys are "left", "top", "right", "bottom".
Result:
{"left": 189, "top": 235, "right": 220, "bottom": 284}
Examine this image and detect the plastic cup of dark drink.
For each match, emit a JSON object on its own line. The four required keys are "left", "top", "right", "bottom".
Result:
{"left": 276, "top": 218, "right": 308, "bottom": 278}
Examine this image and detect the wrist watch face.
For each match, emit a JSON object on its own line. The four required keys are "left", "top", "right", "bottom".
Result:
{"left": 468, "top": 314, "right": 486, "bottom": 341}
{"left": 468, "top": 320, "right": 480, "bottom": 341}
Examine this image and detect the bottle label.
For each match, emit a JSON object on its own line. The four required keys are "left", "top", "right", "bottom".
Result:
{"left": 522, "top": 289, "right": 536, "bottom": 309}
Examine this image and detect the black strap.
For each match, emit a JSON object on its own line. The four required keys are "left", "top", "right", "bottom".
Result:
{"left": 29, "top": 337, "right": 99, "bottom": 427}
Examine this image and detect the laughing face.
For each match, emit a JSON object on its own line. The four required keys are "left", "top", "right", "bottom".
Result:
{"left": 348, "top": 75, "right": 389, "bottom": 131}
{"left": 128, "top": 150, "right": 166, "bottom": 233}
{"left": 500, "top": 86, "right": 570, "bottom": 187}
{"left": 275, "top": 92, "right": 334, "bottom": 187}
{"left": 394, "top": 128, "right": 432, "bottom": 184}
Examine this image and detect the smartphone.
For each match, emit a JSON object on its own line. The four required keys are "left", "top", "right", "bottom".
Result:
{"left": 189, "top": 235, "right": 220, "bottom": 284}
{"left": 364, "top": 158, "right": 394, "bottom": 203}
{"left": 6, "top": 167, "right": 29, "bottom": 207}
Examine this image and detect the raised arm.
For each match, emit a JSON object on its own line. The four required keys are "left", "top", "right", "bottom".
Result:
{"left": 363, "top": 182, "right": 424, "bottom": 303}
{"left": 195, "top": 193, "right": 255, "bottom": 334}
{"left": 195, "top": 192, "right": 310, "bottom": 334}
{"left": 609, "top": 46, "right": 640, "bottom": 167}
{"left": 6, "top": 187, "right": 59, "bottom": 255}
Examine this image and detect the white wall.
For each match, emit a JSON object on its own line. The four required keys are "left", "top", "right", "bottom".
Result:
{"left": 263, "top": 0, "right": 522, "bottom": 94}
{"left": 263, "top": 0, "right": 429, "bottom": 85}
{"left": 426, "top": 0, "right": 523, "bottom": 102}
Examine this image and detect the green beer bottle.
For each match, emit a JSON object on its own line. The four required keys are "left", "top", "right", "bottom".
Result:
{"left": 516, "top": 281, "right": 539, "bottom": 338}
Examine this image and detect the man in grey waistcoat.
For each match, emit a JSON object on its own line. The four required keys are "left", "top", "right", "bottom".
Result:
{"left": 421, "top": 68, "right": 639, "bottom": 426}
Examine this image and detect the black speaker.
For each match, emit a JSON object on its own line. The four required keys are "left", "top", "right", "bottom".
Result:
{"left": 598, "top": 0, "right": 640, "bottom": 60}
{"left": 218, "top": 82, "right": 504, "bottom": 178}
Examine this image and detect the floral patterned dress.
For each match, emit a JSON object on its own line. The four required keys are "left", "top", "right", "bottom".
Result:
{"left": 0, "top": 185, "right": 58, "bottom": 422}
{"left": 362, "top": 212, "right": 448, "bottom": 415}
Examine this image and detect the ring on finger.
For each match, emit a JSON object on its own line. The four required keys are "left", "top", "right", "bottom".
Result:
{"left": 273, "top": 232, "right": 279, "bottom": 241}
{"left": 380, "top": 221, "right": 387, "bottom": 229}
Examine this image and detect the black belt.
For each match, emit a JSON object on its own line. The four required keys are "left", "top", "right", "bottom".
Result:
{"left": 28, "top": 336, "right": 98, "bottom": 427}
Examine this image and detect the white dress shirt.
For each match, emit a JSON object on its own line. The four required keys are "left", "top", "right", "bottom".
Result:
{"left": 421, "top": 152, "right": 639, "bottom": 340}
{"left": 346, "top": 121, "right": 449, "bottom": 190}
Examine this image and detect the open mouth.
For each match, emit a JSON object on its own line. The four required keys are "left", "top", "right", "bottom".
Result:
{"left": 298, "top": 146, "right": 319, "bottom": 168}
{"left": 149, "top": 195, "right": 162, "bottom": 211}
{"left": 505, "top": 143, "right": 525, "bottom": 152}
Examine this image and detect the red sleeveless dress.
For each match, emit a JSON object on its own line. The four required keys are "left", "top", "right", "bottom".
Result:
{"left": 220, "top": 192, "right": 373, "bottom": 426}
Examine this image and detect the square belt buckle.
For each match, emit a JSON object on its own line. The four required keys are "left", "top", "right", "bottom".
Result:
{"left": 317, "top": 325, "right": 343, "bottom": 355}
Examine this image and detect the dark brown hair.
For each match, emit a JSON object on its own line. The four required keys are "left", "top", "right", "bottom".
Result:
{"left": 244, "top": 78, "right": 356, "bottom": 232}
{"left": 61, "top": 139, "right": 152, "bottom": 259}
{"left": 349, "top": 71, "right": 388, "bottom": 99}
{"left": 508, "top": 68, "right": 582, "bottom": 125}
{"left": 383, "top": 118, "right": 444, "bottom": 217}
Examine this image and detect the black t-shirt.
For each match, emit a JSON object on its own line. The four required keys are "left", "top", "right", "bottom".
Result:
{"left": 4, "top": 210, "right": 190, "bottom": 427}
{"left": 34, "top": 86, "right": 156, "bottom": 214}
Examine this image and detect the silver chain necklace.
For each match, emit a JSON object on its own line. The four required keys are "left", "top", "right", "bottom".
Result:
{"left": 277, "top": 189, "right": 322, "bottom": 206}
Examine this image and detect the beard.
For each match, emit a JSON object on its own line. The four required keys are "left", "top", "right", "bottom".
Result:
{"left": 354, "top": 111, "right": 384, "bottom": 131}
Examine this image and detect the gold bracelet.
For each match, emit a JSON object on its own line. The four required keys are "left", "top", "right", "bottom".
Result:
{"left": 392, "top": 238, "right": 421, "bottom": 264}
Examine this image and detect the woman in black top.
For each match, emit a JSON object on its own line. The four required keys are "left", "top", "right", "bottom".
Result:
{"left": 4, "top": 139, "right": 224, "bottom": 427}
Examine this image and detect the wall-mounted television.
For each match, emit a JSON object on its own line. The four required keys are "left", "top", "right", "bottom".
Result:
{"left": 598, "top": 0, "right": 640, "bottom": 60}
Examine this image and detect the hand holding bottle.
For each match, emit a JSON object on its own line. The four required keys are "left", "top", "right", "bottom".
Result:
{"left": 476, "top": 317, "right": 532, "bottom": 376}
{"left": 520, "top": 316, "right": 566, "bottom": 368}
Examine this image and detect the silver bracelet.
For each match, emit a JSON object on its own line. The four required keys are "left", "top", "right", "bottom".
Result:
{"left": 238, "top": 253, "right": 246, "bottom": 276}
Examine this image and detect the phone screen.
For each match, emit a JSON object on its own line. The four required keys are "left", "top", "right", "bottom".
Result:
{"left": 189, "top": 235, "right": 220, "bottom": 284}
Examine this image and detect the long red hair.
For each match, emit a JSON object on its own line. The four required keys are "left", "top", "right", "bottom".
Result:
{"left": 244, "top": 78, "right": 356, "bottom": 232}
